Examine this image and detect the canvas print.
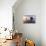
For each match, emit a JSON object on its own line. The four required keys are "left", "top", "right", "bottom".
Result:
{"left": 23, "top": 15, "right": 36, "bottom": 23}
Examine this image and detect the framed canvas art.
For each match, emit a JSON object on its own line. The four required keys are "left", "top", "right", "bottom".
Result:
{"left": 23, "top": 15, "right": 36, "bottom": 24}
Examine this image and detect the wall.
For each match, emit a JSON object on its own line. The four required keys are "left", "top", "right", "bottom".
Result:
{"left": 41, "top": 0, "right": 46, "bottom": 46}
{"left": 13, "top": 0, "right": 41, "bottom": 46}
{"left": 0, "top": 0, "right": 16, "bottom": 30}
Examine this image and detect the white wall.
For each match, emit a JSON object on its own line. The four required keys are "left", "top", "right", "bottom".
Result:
{"left": 41, "top": 0, "right": 46, "bottom": 46}
{"left": 13, "top": 0, "right": 41, "bottom": 46}
{"left": 0, "top": 0, "right": 16, "bottom": 30}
